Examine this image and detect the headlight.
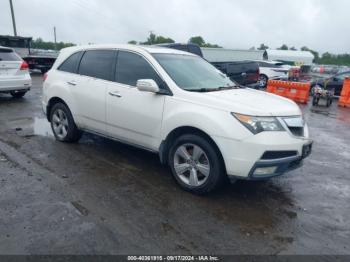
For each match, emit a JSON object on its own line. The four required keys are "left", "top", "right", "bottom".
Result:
{"left": 232, "top": 113, "right": 285, "bottom": 134}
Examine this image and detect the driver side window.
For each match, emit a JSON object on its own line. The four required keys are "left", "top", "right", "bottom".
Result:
{"left": 116, "top": 51, "right": 163, "bottom": 87}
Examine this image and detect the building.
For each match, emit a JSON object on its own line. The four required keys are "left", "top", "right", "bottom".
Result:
{"left": 201, "top": 47, "right": 314, "bottom": 66}
{"left": 201, "top": 48, "right": 264, "bottom": 62}
{"left": 263, "top": 49, "right": 314, "bottom": 65}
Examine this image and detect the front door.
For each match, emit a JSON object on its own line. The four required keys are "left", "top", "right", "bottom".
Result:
{"left": 106, "top": 50, "right": 166, "bottom": 150}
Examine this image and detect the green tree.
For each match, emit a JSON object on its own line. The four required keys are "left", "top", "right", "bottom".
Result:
{"left": 289, "top": 46, "right": 297, "bottom": 51}
{"left": 189, "top": 36, "right": 206, "bottom": 46}
{"left": 31, "top": 37, "right": 75, "bottom": 50}
{"left": 301, "top": 46, "right": 320, "bottom": 62}
{"left": 128, "top": 40, "right": 137, "bottom": 45}
{"left": 138, "top": 32, "right": 175, "bottom": 45}
{"left": 188, "top": 36, "right": 221, "bottom": 48}
{"left": 277, "top": 44, "right": 288, "bottom": 50}
{"left": 257, "top": 43, "right": 269, "bottom": 50}
{"left": 154, "top": 35, "right": 175, "bottom": 44}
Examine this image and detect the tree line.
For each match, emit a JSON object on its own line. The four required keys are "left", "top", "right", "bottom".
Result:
{"left": 30, "top": 38, "right": 75, "bottom": 50}
{"left": 128, "top": 33, "right": 221, "bottom": 48}
{"left": 29, "top": 34, "right": 350, "bottom": 66}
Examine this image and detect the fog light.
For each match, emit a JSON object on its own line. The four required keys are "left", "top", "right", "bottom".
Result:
{"left": 253, "top": 166, "right": 278, "bottom": 176}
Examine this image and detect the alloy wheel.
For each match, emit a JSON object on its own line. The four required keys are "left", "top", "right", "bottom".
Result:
{"left": 52, "top": 109, "right": 69, "bottom": 140}
{"left": 173, "top": 143, "right": 211, "bottom": 187}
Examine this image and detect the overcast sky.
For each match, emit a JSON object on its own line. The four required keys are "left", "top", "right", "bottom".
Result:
{"left": 0, "top": 0, "right": 349, "bottom": 54}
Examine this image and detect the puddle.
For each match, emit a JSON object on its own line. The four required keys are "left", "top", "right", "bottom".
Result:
{"left": 8, "top": 117, "right": 53, "bottom": 138}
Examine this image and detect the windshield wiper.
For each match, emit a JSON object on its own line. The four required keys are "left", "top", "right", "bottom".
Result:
{"left": 216, "top": 85, "right": 239, "bottom": 91}
{"left": 183, "top": 85, "right": 239, "bottom": 93}
{"left": 183, "top": 88, "right": 215, "bottom": 92}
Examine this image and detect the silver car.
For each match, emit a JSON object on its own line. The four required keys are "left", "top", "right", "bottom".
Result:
{"left": 0, "top": 46, "right": 31, "bottom": 98}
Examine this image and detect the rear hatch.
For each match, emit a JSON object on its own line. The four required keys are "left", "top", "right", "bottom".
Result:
{"left": 0, "top": 47, "right": 23, "bottom": 79}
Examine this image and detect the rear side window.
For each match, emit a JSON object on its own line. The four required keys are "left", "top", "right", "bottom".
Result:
{"left": 0, "top": 49, "right": 21, "bottom": 61}
{"left": 58, "top": 52, "right": 83, "bottom": 73}
{"left": 116, "top": 51, "right": 162, "bottom": 87}
{"left": 78, "top": 50, "right": 116, "bottom": 81}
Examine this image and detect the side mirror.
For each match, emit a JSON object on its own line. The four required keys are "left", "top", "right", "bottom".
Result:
{"left": 136, "top": 79, "right": 160, "bottom": 93}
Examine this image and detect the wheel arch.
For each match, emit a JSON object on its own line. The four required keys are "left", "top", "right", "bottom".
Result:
{"left": 159, "top": 126, "right": 225, "bottom": 171}
{"left": 46, "top": 97, "right": 70, "bottom": 122}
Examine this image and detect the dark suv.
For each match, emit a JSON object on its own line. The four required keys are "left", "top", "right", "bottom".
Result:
{"left": 312, "top": 71, "right": 350, "bottom": 96}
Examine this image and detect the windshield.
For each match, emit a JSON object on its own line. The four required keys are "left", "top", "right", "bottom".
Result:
{"left": 152, "top": 53, "right": 237, "bottom": 92}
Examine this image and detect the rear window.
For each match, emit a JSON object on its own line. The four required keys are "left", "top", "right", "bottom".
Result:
{"left": 58, "top": 51, "right": 83, "bottom": 73}
{"left": 0, "top": 49, "right": 21, "bottom": 61}
{"left": 78, "top": 50, "right": 116, "bottom": 81}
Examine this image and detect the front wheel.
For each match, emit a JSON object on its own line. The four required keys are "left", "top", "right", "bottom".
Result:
{"left": 168, "top": 134, "right": 226, "bottom": 194}
{"left": 10, "top": 91, "right": 26, "bottom": 98}
{"left": 50, "top": 103, "right": 82, "bottom": 143}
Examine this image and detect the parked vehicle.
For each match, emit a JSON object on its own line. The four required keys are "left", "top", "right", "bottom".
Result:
{"left": 312, "top": 86, "right": 334, "bottom": 107}
{"left": 311, "top": 70, "right": 350, "bottom": 96}
{"left": 256, "top": 60, "right": 290, "bottom": 87}
{"left": 156, "top": 43, "right": 203, "bottom": 57}
{"left": 0, "top": 35, "right": 58, "bottom": 74}
{"left": 43, "top": 45, "right": 312, "bottom": 194}
{"left": 0, "top": 46, "right": 31, "bottom": 98}
{"left": 158, "top": 43, "right": 260, "bottom": 87}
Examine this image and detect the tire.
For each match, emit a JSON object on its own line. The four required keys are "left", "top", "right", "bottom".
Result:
{"left": 10, "top": 91, "right": 26, "bottom": 98}
{"left": 49, "top": 102, "right": 82, "bottom": 143}
{"left": 258, "top": 74, "right": 268, "bottom": 88}
{"left": 326, "top": 98, "right": 332, "bottom": 107}
{"left": 168, "top": 134, "right": 226, "bottom": 194}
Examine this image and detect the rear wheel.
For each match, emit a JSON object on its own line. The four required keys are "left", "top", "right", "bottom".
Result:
{"left": 168, "top": 134, "right": 226, "bottom": 194}
{"left": 10, "top": 91, "right": 26, "bottom": 98}
{"left": 50, "top": 103, "right": 82, "bottom": 143}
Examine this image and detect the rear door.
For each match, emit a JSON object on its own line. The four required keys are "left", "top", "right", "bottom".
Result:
{"left": 106, "top": 50, "right": 166, "bottom": 150}
{"left": 0, "top": 48, "right": 22, "bottom": 80}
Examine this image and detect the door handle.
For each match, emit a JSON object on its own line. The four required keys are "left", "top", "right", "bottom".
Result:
{"left": 67, "top": 81, "right": 77, "bottom": 86}
{"left": 108, "top": 91, "right": 122, "bottom": 98}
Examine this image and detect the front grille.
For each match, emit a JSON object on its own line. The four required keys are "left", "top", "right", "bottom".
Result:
{"left": 282, "top": 117, "right": 305, "bottom": 137}
{"left": 261, "top": 151, "right": 298, "bottom": 160}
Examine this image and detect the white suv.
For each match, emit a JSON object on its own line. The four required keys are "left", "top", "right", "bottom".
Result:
{"left": 42, "top": 45, "right": 312, "bottom": 194}
{"left": 0, "top": 46, "right": 31, "bottom": 98}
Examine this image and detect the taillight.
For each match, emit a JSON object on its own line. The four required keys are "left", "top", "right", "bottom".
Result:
{"left": 20, "top": 61, "right": 29, "bottom": 70}
{"left": 43, "top": 73, "right": 48, "bottom": 82}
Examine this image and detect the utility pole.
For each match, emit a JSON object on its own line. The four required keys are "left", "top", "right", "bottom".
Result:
{"left": 9, "top": 0, "right": 17, "bottom": 36}
{"left": 53, "top": 26, "right": 57, "bottom": 50}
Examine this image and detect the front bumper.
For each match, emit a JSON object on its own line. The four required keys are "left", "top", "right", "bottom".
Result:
{"left": 213, "top": 130, "right": 312, "bottom": 180}
{"left": 247, "top": 142, "right": 312, "bottom": 180}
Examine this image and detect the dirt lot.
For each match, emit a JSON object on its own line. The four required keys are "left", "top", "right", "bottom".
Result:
{"left": 0, "top": 74, "right": 349, "bottom": 255}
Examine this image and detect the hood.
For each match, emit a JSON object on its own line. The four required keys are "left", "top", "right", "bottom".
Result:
{"left": 180, "top": 88, "right": 301, "bottom": 116}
